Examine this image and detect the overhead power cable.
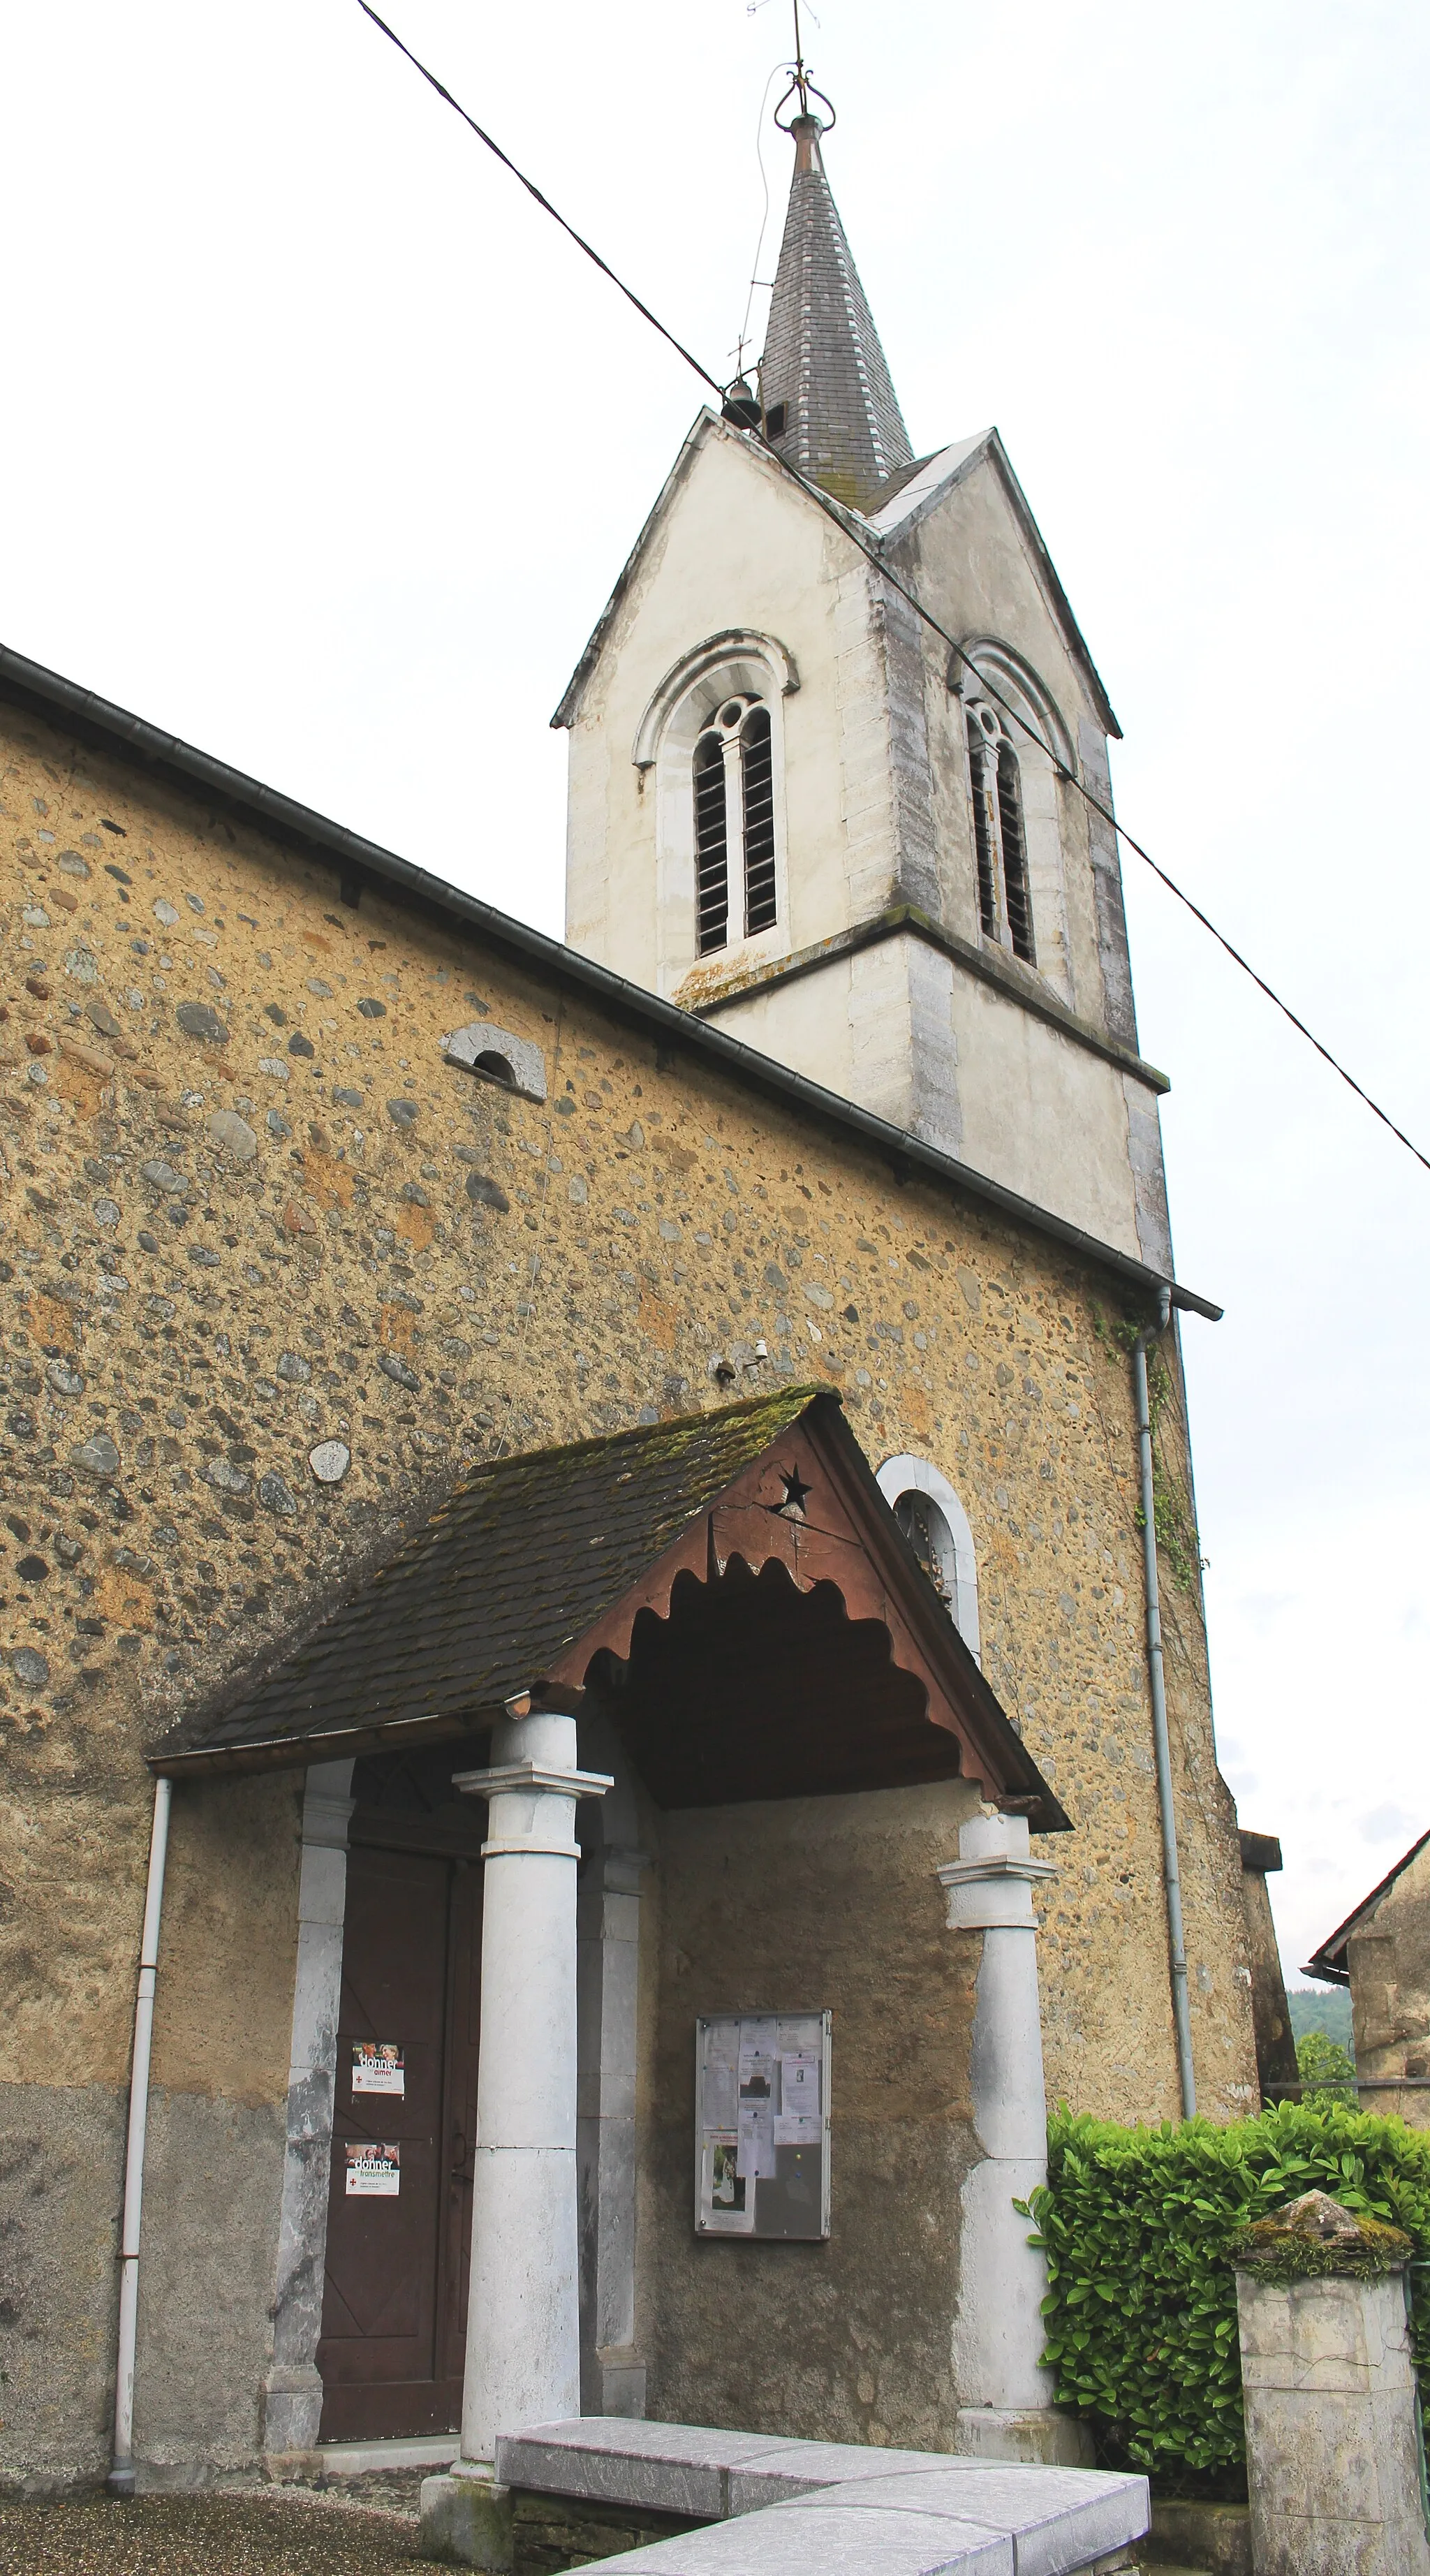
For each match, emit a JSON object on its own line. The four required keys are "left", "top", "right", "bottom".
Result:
{"left": 352, "top": 1, "right": 1430, "bottom": 1181}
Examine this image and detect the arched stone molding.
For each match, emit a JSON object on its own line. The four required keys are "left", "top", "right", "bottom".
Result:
{"left": 876, "top": 1452, "right": 981, "bottom": 1663}
{"left": 632, "top": 631, "right": 799, "bottom": 770}
{"left": 633, "top": 631, "right": 799, "bottom": 999}
{"left": 952, "top": 638, "right": 1077, "bottom": 1010}
{"left": 952, "top": 638, "right": 1075, "bottom": 775}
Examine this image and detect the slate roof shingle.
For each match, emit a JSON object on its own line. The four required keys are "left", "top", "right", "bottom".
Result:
{"left": 150, "top": 1385, "right": 820, "bottom": 1774}
{"left": 760, "top": 115, "right": 913, "bottom": 513}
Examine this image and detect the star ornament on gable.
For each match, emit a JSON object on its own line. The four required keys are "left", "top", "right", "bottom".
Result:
{"left": 772, "top": 1465, "right": 812, "bottom": 1519}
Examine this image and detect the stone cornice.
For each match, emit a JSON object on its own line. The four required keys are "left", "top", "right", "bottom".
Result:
{"left": 688, "top": 904, "right": 1171, "bottom": 1096}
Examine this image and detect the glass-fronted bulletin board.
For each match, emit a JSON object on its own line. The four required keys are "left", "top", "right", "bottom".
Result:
{"left": 695, "top": 2011, "right": 831, "bottom": 2240}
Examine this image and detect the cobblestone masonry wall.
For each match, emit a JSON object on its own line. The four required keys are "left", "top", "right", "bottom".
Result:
{"left": 0, "top": 700, "right": 1255, "bottom": 2466}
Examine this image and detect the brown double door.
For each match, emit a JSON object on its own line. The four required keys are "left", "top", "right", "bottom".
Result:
{"left": 318, "top": 1825, "right": 482, "bottom": 2441}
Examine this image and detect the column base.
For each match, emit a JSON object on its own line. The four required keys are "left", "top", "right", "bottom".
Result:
{"left": 955, "top": 2406, "right": 1094, "bottom": 2466}
{"left": 419, "top": 2467, "right": 514, "bottom": 2570}
{"left": 262, "top": 2362, "right": 325, "bottom": 2457}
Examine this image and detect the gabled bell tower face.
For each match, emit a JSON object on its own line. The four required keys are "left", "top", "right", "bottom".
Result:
{"left": 555, "top": 114, "right": 1174, "bottom": 1279}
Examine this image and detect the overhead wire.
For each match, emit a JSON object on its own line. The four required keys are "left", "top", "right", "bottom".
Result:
{"left": 351, "top": 1, "right": 1430, "bottom": 1182}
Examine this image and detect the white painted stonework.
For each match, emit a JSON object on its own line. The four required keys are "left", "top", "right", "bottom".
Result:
{"left": 263, "top": 1759, "right": 355, "bottom": 2458}
{"left": 558, "top": 413, "right": 1174, "bottom": 1271}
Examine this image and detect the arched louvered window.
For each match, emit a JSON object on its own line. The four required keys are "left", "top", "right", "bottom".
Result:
{"left": 693, "top": 695, "right": 779, "bottom": 955}
{"left": 966, "top": 702, "right": 1036, "bottom": 966}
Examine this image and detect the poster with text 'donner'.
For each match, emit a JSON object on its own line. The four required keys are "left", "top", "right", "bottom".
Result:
{"left": 695, "top": 2010, "right": 830, "bottom": 2240}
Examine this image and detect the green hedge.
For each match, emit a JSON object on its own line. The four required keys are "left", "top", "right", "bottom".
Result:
{"left": 1027, "top": 2103, "right": 1430, "bottom": 2477}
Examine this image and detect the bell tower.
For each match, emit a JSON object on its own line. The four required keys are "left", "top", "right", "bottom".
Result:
{"left": 554, "top": 99, "right": 1174, "bottom": 1276}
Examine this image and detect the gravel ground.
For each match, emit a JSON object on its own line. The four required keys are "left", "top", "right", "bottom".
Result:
{"left": 0, "top": 2490, "right": 429, "bottom": 2576}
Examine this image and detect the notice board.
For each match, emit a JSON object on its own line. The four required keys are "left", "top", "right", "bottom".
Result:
{"left": 694, "top": 2010, "right": 831, "bottom": 2240}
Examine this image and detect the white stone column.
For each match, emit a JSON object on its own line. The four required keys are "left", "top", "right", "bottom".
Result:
{"left": 452, "top": 1711, "right": 611, "bottom": 2469}
{"left": 939, "top": 1810, "right": 1089, "bottom": 2467}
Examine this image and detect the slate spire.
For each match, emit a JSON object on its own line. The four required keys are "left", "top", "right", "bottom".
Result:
{"left": 758, "top": 113, "right": 913, "bottom": 513}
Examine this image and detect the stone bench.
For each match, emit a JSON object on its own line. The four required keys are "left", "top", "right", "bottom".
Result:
{"left": 489, "top": 2419, "right": 1149, "bottom": 2573}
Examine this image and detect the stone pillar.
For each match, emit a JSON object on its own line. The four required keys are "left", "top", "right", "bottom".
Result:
{"left": 421, "top": 1710, "right": 609, "bottom": 2570}
{"left": 1237, "top": 2195, "right": 1430, "bottom": 2575}
{"left": 263, "top": 1759, "right": 355, "bottom": 2461}
{"left": 938, "top": 1809, "right": 1089, "bottom": 2468}
{"left": 577, "top": 1839, "right": 649, "bottom": 2417}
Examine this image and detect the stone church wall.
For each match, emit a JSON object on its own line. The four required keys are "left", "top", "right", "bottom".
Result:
{"left": 639, "top": 1775, "right": 984, "bottom": 2449}
{"left": 0, "top": 693, "right": 1254, "bottom": 2485}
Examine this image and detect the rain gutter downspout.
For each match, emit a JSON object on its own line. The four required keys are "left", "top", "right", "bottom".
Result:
{"left": 108, "top": 1775, "right": 172, "bottom": 2497}
{"left": 1135, "top": 1288, "right": 1197, "bottom": 2119}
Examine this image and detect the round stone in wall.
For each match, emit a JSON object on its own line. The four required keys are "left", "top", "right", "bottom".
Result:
{"left": 309, "top": 1440, "right": 351, "bottom": 1485}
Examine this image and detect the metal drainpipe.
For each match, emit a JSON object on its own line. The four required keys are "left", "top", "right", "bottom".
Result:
{"left": 1134, "top": 1289, "right": 1197, "bottom": 2119}
{"left": 109, "top": 1774, "right": 172, "bottom": 2498}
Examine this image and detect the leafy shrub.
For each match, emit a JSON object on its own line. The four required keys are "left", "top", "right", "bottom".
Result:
{"left": 1028, "top": 2102, "right": 1430, "bottom": 2479}
{"left": 1296, "top": 2028, "right": 1357, "bottom": 2103}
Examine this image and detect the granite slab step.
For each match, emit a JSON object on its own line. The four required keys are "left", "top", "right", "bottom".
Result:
{"left": 492, "top": 2420, "right": 1150, "bottom": 2574}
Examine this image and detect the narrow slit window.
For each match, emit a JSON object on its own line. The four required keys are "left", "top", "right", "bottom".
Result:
{"left": 742, "top": 705, "right": 776, "bottom": 936}
{"left": 694, "top": 730, "right": 728, "bottom": 955}
{"left": 996, "top": 745, "right": 1035, "bottom": 964}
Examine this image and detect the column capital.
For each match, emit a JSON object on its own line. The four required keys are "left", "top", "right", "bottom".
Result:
{"left": 938, "top": 1813, "right": 1056, "bottom": 1931}
{"left": 454, "top": 1760, "right": 614, "bottom": 1800}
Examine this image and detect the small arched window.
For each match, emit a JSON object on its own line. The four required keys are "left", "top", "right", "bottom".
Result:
{"left": 693, "top": 695, "right": 778, "bottom": 956}
{"left": 966, "top": 700, "right": 1035, "bottom": 966}
{"left": 894, "top": 1490, "right": 957, "bottom": 1607}
{"left": 876, "top": 1453, "right": 981, "bottom": 1660}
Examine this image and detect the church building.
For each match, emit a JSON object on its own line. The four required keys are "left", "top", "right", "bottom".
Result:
{"left": 0, "top": 90, "right": 1258, "bottom": 2529}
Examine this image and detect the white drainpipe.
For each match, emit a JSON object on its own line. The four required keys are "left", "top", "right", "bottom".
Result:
{"left": 108, "top": 1774, "right": 172, "bottom": 2497}
{"left": 1134, "top": 1290, "right": 1197, "bottom": 2119}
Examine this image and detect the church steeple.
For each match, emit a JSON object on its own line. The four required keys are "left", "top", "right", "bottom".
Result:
{"left": 758, "top": 111, "right": 913, "bottom": 512}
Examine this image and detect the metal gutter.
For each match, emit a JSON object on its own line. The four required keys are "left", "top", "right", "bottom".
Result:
{"left": 0, "top": 637, "right": 1221, "bottom": 1322}
{"left": 109, "top": 1776, "right": 172, "bottom": 2496}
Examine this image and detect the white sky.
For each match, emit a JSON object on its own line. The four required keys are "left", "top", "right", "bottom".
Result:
{"left": 6, "top": 0, "right": 1429, "bottom": 1986}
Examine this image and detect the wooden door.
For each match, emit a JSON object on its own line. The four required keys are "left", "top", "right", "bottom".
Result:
{"left": 317, "top": 1843, "right": 482, "bottom": 2439}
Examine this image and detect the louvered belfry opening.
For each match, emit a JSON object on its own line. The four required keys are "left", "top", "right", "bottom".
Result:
{"left": 996, "top": 745, "right": 1035, "bottom": 964}
{"left": 741, "top": 705, "right": 776, "bottom": 935}
{"left": 693, "top": 695, "right": 777, "bottom": 955}
{"left": 694, "top": 730, "right": 729, "bottom": 954}
{"left": 968, "top": 713, "right": 1001, "bottom": 941}
{"left": 966, "top": 702, "right": 1037, "bottom": 968}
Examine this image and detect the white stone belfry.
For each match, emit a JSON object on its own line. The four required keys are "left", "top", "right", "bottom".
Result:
{"left": 451, "top": 1709, "right": 611, "bottom": 2468}
{"left": 938, "top": 1810, "right": 1088, "bottom": 2467}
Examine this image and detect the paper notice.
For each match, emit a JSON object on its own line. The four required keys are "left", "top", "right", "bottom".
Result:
{"left": 703, "top": 2045, "right": 738, "bottom": 2131}
{"left": 778, "top": 2015, "right": 823, "bottom": 2052}
{"left": 737, "top": 2050, "right": 783, "bottom": 2174}
{"left": 352, "top": 2042, "right": 405, "bottom": 2097}
{"left": 702, "top": 2134, "right": 754, "bottom": 2233}
{"left": 774, "top": 2111, "right": 822, "bottom": 2149}
{"left": 345, "top": 2141, "right": 400, "bottom": 2197}
{"left": 781, "top": 2051, "right": 820, "bottom": 2114}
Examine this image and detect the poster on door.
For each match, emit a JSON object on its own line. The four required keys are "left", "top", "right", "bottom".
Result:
{"left": 345, "top": 2141, "right": 400, "bottom": 2197}
{"left": 352, "top": 2041, "right": 405, "bottom": 2096}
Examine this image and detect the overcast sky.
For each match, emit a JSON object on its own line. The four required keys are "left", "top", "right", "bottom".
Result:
{"left": 6, "top": 0, "right": 1429, "bottom": 1987}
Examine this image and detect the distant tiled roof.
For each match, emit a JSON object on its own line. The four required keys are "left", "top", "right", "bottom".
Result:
{"left": 149, "top": 1387, "right": 820, "bottom": 1774}
{"left": 760, "top": 116, "right": 913, "bottom": 512}
{"left": 1304, "top": 1826, "right": 1430, "bottom": 1984}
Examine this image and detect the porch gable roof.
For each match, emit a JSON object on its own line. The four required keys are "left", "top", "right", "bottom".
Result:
{"left": 147, "top": 1385, "right": 1066, "bottom": 1829}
